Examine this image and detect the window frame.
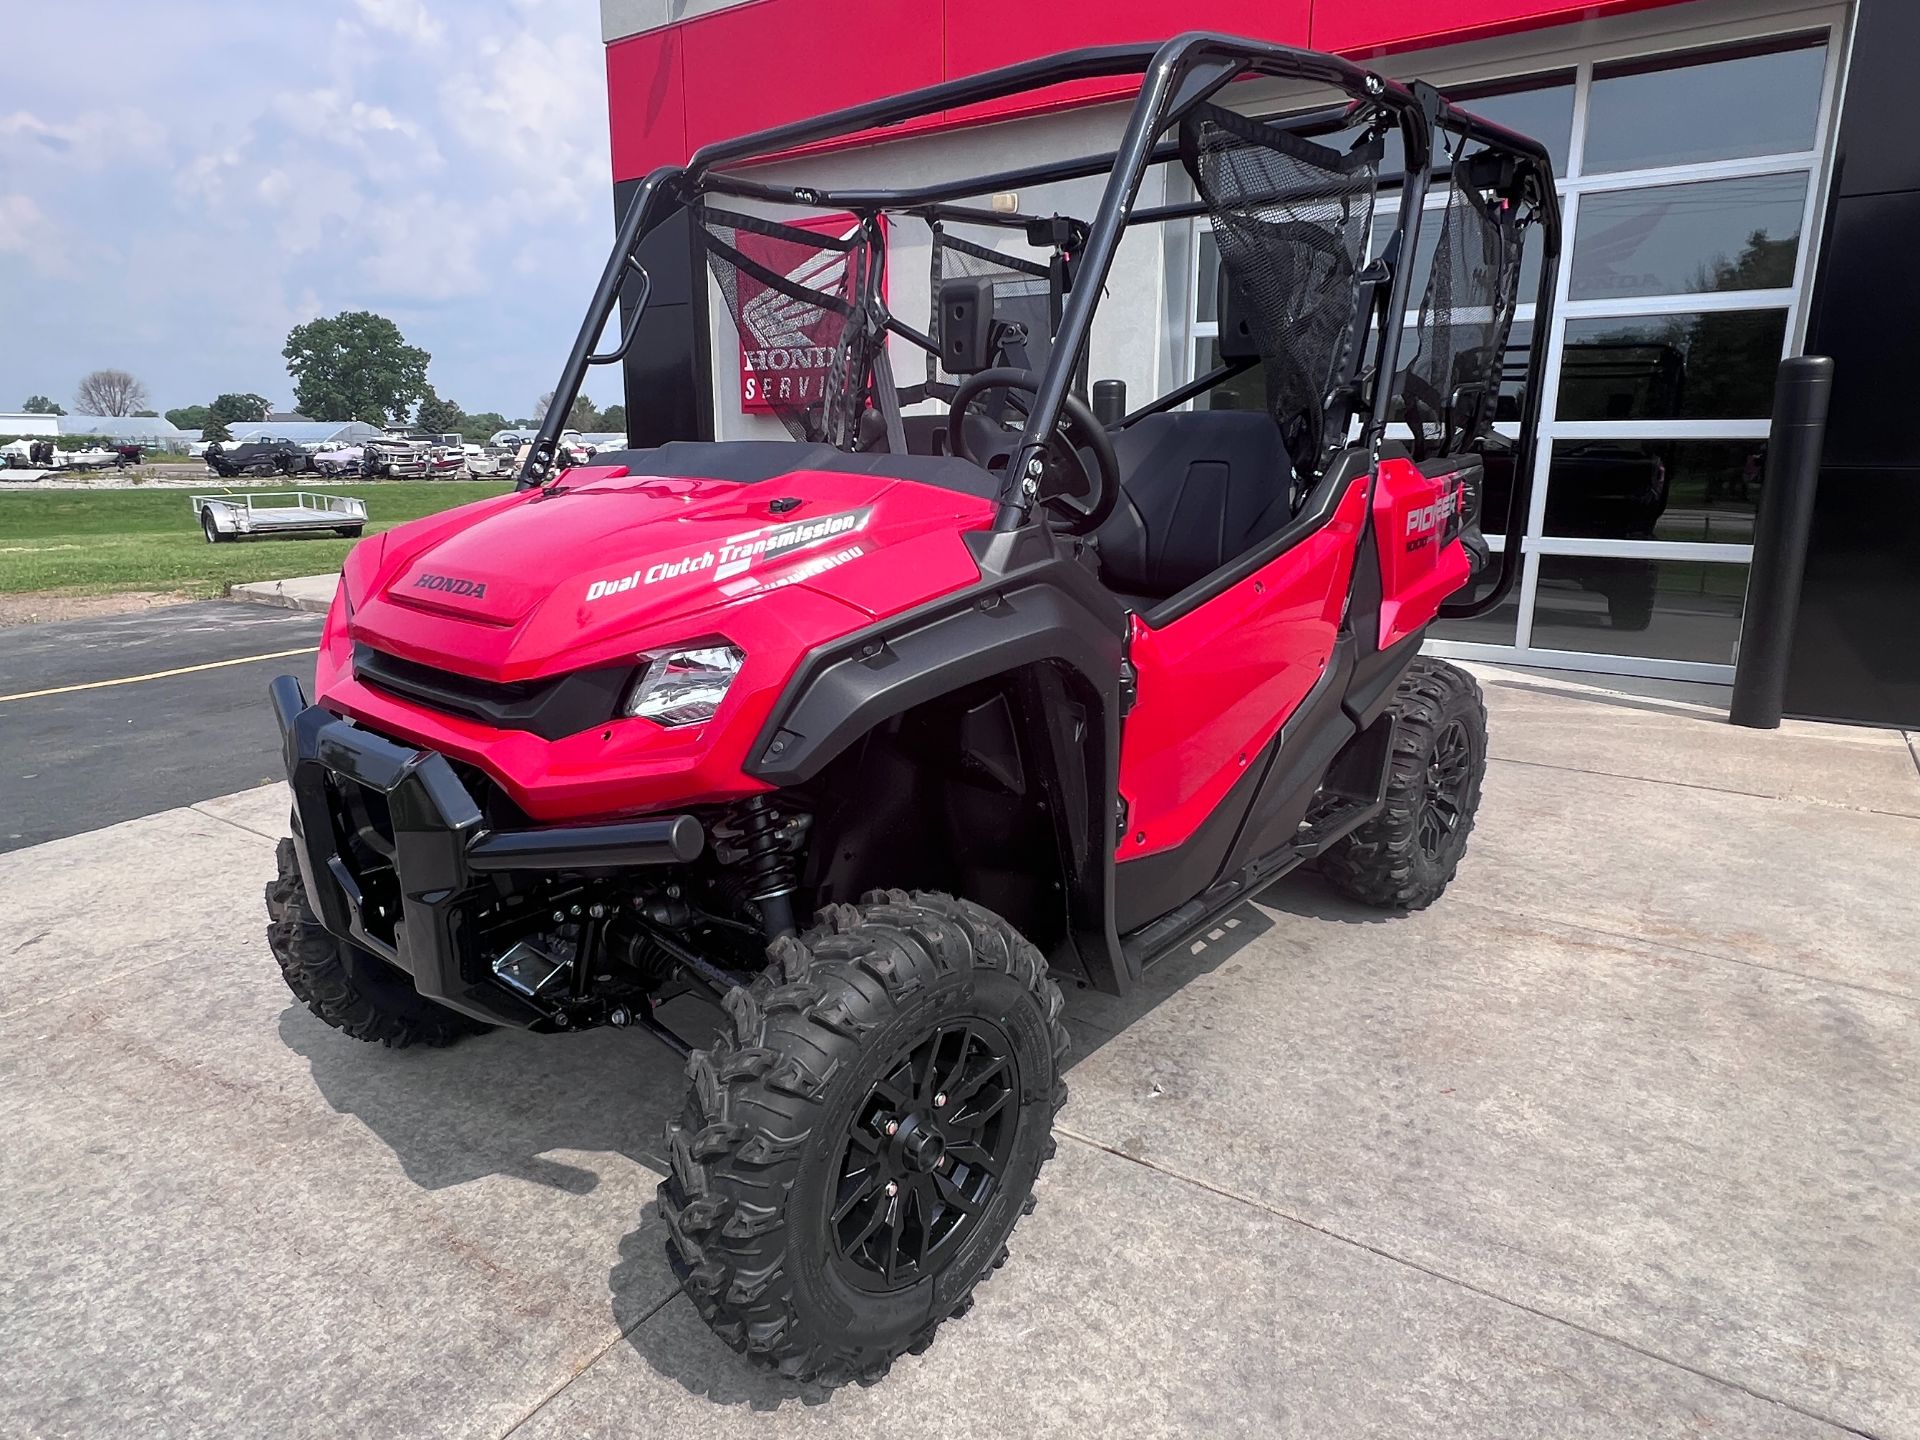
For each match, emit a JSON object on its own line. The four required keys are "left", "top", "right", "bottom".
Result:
{"left": 1181, "top": 4, "right": 1848, "bottom": 682}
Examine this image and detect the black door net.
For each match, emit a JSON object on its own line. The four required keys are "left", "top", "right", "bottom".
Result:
{"left": 926, "top": 226, "right": 1057, "bottom": 386}
{"left": 1399, "top": 144, "right": 1526, "bottom": 459}
{"left": 1181, "top": 103, "right": 1382, "bottom": 482}
{"left": 697, "top": 205, "right": 886, "bottom": 448}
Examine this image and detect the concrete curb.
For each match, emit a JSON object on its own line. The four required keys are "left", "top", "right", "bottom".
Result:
{"left": 226, "top": 573, "right": 339, "bottom": 614}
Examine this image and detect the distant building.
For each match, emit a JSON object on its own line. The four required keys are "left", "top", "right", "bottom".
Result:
{"left": 189, "top": 420, "right": 382, "bottom": 446}
{"left": 0, "top": 413, "right": 189, "bottom": 445}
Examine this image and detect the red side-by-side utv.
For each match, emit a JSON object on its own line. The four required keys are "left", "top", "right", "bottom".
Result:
{"left": 265, "top": 32, "right": 1558, "bottom": 1384}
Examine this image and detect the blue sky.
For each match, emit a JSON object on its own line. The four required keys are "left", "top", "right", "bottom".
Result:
{"left": 1, "top": 0, "right": 622, "bottom": 421}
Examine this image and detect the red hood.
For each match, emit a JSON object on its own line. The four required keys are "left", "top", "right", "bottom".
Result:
{"left": 344, "top": 464, "right": 992, "bottom": 682}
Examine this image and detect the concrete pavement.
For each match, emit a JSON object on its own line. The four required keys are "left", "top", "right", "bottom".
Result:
{"left": 2, "top": 668, "right": 1917, "bottom": 1438}
{"left": 228, "top": 573, "right": 340, "bottom": 614}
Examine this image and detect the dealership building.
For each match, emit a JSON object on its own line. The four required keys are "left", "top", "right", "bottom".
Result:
{"left": 597, "top": 0, "right": 1917, "bottom": 728}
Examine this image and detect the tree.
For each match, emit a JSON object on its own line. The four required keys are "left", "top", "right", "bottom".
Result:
{"left": 531, "top": 390, "right": 599, "bottom": 429}
{"left": 458, "top": 411, "right": 510, "bottom": 445}
{"left": 209, "top": 393, "right": 273, "bottom": 426}
{"left": 414, "top": 387, "right": 465, "bottom": 434}
{"left": 166, "top": 405, "right": 210, "bottom": 431}
{"left": 284, "top": 311, "right": 430, "bottom": 423}
{"left": 202, "top": 416, "right": 233, "bottom": 443}
{"left": 75, "top": 369, "right": 150, "bottom": 416}
{"left": 599, "top": 403, "right": 627, "bottom": 436}
{"left": 22, "top": 395, "right": 64, "bottom": 415}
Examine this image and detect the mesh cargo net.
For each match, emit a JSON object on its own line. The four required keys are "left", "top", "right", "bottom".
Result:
{"left": 926, "top": 227, "right": 1056, "bottom": 386}
{"left": 1181, "top": 103, "right": 1381, "bottom": 478}
{"left": 698, "top": 205, "right": 884, "bottom": 447}
{"left": 1399, "top": 150, "right": 1525, "bottom": 456}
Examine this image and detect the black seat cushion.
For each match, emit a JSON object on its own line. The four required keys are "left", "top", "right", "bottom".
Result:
{"left": 1093, "top": 411, "right": 1296, "bottom": 599}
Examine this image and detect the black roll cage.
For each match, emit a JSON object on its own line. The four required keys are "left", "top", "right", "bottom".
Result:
{"left": 525, "top": 32, "right": 1561, "bottom": 620}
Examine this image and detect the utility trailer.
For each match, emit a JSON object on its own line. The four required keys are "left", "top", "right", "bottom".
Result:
{"left": 192, "top": 491, "right": 367, "bottom": 544}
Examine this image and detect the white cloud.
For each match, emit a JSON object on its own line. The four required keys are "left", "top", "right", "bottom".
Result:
{"left": 0, "top": 108, "right": 167, "bottom": 169}
{"left": 352, "top": 0, "right": 445, "bottom": 46}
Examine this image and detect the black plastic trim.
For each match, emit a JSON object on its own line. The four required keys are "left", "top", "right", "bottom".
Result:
{"left": 272, "top": 675, "right": 702, "bottom": 1030}
{"left": 352, "top": 644, "right": 635, "bottom": 743}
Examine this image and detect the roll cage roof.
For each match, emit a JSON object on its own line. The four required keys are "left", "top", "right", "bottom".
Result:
{"left": 526, "top": 31, "right": 1562, "bottom": 620}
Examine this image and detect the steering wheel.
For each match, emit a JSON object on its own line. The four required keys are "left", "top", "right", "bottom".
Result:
{"left": 947, "top": 367, "right": 1121, "bottom": 535}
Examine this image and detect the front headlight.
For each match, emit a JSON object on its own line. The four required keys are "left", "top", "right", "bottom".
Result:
{"left": 625, "top": 644, "right": 746, "bottom": 727}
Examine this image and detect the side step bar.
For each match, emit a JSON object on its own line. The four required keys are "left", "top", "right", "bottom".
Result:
{"left": 1120, "top": 715, "right": 1396, "bottom": 970}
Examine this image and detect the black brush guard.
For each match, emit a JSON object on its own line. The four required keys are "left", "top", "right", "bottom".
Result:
{"left": 270, "top": 676, "right": 704, "bottom": 1028}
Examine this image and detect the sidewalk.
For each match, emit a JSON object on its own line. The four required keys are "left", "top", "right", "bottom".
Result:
{"left": 228, "top": 571, "right": 339, "bottom": 613}
{"left": 3, "top": 667, "right": 1916, "bottom": 1438}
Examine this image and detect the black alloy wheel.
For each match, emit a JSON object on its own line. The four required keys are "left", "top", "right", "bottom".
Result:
{"left": 1418, "top": 717, "right": 1474, "bottom": 859}
{"left": 831, "top": 1019, "right": 1019, "bottom": 1289}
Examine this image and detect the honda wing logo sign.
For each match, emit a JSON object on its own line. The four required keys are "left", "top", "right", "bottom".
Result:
{"left": 729, "top": 212, "right": 884, "bottom": 412}
{"left": 584, "top": 508, "right": 873, "bottom": 603}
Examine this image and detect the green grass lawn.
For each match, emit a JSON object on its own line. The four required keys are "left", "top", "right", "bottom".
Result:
{"left": 0, "top": 482, "right": 512, "bottom": 597}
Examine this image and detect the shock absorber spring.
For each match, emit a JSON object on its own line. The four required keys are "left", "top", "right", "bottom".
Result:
{"left": 725, "top": 795, "right": 799, "bottom": 939}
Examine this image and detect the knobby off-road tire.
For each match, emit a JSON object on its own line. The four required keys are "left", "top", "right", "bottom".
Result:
{"left": 1316, "top": 658, "right": 1488, "bottom": 910}
{"left": 265, "top": 837, "right": 487, "bottom": 1048}
{"left": 660, "top": 890, "right": 1069, "bottom": 1385}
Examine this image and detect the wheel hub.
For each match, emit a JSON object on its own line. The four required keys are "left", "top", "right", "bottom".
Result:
{"left": 896, "top": 1113, "right": 947, "bottom": 1173}
{"left": 829, "top": 1019, "right": 1019, "bottom": 1289}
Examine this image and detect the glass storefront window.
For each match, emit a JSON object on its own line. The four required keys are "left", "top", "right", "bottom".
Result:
{"left": 1529, "top": 556, "right": 1749, "bottom": 663}
{"left": 1569, "top": 173, "right": 1807, "bottom": 301}
{"left": 1557, "top": 310, "right": 1788, "bottom": 422}
{"left": 1429, "top": 594, "right": 1522, "bottom": 648}
{"left": 1584, "top": 37, "right": 1827, "bottom": 174}
{"left": 1543, "top": 439, "right": 1765, "bottom": 544}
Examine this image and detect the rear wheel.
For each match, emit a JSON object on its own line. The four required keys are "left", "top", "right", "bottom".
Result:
{"left": 1315, "top": 658, "right": 1487, "bottom": 910}
{"left": 201, "top": 508, "right": 228, "bottom": 544}
{"left": 334, "top": 525, "right": 363, "bottom": 538}
{"left": 265, "top": 838, "right": 487, "bottom": 1047}
{"left": 660, "top": 890, "right": 1068, "bottom": 1384}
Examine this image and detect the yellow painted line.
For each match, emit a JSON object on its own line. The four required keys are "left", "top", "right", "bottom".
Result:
{"left": 0, "top": 646, "right": 319, "bottom": 705}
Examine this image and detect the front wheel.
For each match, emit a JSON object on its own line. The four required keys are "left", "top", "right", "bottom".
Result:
{"left": 201, "top": 509, "right": 228, "bottom": 544}
{"left": 1315, "top": 658, "right": 1487, "bottom": 910}
{"left": 660, "top": 890, "right": 1068, "bottom": 1385}
{"left": 265, "top": 838, "right": 487, "bottom": 1047}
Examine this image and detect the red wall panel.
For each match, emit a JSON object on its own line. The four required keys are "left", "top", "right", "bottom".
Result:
{"left": 1311, "top": 0, "right": 1678, "bottom": 56}
{"left": 606, "top": 26, "right": 687, "bottom": 178}
{"left": 605, "top": 0, "right": 1697, "bottom": 179}
{"left": 677, "top": 0, "right": 945, "bottom": 156}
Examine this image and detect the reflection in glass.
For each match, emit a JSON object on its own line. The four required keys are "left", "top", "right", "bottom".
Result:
{"left": 1198, "top": 337, "right": 1266, "bottom": 413}
{"left": 1429, "top": 589, "right": 1521, "bottom": 647}
{"left": 1557, "top": 310, "right": 1787, "bottom": 421}
{"left": 1454, "top": 77, "right": 1576, "bottom": 178}
{"left": 1585, "top": 37, "right": 1827, "bottom": 174}
{"left": 1543, "top": 439, "right": 1765, "bottom": 543}
{"left": 1529, "top": 556, "right": 1748, "bottom": 663}
{"left": 1570, "top": 174, "right": 1807, "bottom": 301}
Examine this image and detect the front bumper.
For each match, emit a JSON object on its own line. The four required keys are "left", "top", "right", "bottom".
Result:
{"left": 271, "top": 675, "right": 703, "bottom": 1028}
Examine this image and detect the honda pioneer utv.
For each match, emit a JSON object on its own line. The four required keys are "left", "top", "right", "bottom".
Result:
{"left": 265, "top": 33, "right": 1557, "bottom": 1385}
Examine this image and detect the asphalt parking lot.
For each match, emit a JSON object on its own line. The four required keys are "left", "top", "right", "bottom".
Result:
{"left": 0, "top": 602, "right": 320, "bottom": 850}
{"left": 3, "top": 639, "right": 1918, "bottom": 1438}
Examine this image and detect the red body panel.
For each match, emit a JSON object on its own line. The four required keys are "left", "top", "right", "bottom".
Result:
{"left": 1113, "top": 477, "right": 1369, "bottom": 860}
{"left": 316, "top": 467, "right": 992, "bottom": 822}
{"left": 1371, "top": 456, "right": 1473, "bottom": 651}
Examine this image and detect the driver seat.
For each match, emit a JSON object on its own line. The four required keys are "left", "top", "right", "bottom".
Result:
{"left": 1092, "top": 411, "right": 1297, "bottom": 605}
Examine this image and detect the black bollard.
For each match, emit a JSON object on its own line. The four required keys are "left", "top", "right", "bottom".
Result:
{"left": 1729, "top": 355, "right": 1834, "bottom": 729}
